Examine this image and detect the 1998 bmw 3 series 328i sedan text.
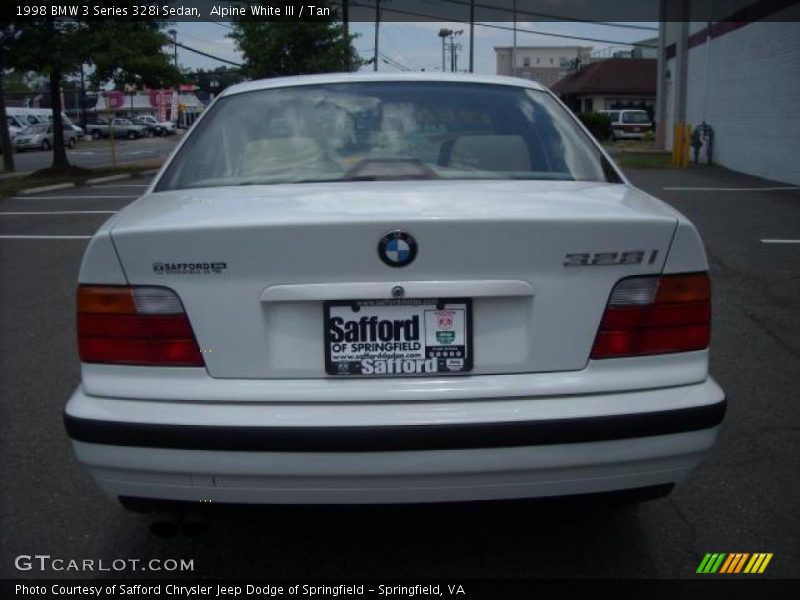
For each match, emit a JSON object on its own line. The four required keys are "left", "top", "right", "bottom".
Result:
{"left": 64, "top": 74, "right": 725, "bottom": 508}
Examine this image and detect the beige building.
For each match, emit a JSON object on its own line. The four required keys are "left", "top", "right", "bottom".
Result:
{"left": 551, "top": 58, "right": 656, "bottom": 116}
{"left": 494, "top": 46, "right": 592, "bottom": 86}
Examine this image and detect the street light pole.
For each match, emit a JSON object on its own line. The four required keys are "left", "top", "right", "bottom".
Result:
{"left": 438, "top": 29, "right": 452, "bottom": 73}
{"left": 168, "top": 29, "right": 178, "bottom": 69}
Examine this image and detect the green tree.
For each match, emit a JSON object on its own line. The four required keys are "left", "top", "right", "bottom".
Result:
{"left": 87, "top": 21, "right": 180, "bottom": 90}
{"left": 5, "top": 4, "right": 179, "bottom": 172}
{"left": 6, "top": 18, "right": 86, "bottom": 170}
{"left": 230, "top": 3, "right": 361, "bottom": 78}
{"left": 2, "top": 69, "right": 37, "bottom": 94}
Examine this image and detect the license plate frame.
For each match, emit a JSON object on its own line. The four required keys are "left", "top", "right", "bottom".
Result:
{"left": 324, "top": 298, "right": 473, "bottom": 377}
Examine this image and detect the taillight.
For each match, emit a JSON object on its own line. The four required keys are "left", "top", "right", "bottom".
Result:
{"left": 77, "top": 286, "right": 204, "bottom": 366}
{"left": 591, "top": 273, "right": 711, "bottom": 359}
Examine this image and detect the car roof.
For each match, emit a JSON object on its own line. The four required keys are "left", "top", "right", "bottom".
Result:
{"left": 221, "top": 72, "right": 547, "bottom": 98}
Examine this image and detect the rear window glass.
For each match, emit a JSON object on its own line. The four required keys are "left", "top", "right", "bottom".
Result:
{"left": 156, "top": 81, "right": 615, "bottom": 191}
{"left": 622, "top": 111, "right": 651, "bottom": 124}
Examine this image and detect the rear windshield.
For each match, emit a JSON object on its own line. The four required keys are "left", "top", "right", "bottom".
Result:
{"left": 622, "top": 111, "right": 651, "bottom": 124}
{"left": 156, "top": 81, "right": 615, "bottom": 191}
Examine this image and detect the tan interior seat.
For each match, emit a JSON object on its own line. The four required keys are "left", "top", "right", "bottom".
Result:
{"left": 441, "top": 135, "right": 531, "bottom": 172}
{"left": 238, "top": 137, "right": 334, "bottom": 178}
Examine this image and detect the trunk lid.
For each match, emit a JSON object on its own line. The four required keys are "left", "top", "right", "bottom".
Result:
{"left": 109, "top": 180, "right": 678, "bottom": 378}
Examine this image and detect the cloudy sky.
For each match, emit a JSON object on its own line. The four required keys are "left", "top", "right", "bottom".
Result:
{"left": 173, "top": 20, "right": 658, "bottom": 75}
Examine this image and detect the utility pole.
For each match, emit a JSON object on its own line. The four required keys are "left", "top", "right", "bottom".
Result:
{"left": 169, "top": 29, "right": 178, "bottom": 69}
{"left": 342, "top": 0, "right": 350, "bottom": 70}
{"left": 79, "top": 63, "right": 87, "bottom": 129}
{"left": 373, "top": 0, "right": 380, "bottom": 72}
{"left": 512, "top": 0, "right": 517, "bottom": 77}
{"left": 447, "top": 30, "right": 463, "bottom": 73}
{"left": 469, "top": 0, "right": 475, "bottom": 73}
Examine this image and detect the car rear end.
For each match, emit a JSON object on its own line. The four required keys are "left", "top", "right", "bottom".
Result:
{"left": 64, "top": 75, "right": 724, "bottom": 506}
{"left": 614, "top": 109, "right": 654, "bottom": 140}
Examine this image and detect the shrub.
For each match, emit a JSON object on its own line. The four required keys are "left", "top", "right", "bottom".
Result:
{"left": 578, "top": 112, "right": 613, "bottom": 141}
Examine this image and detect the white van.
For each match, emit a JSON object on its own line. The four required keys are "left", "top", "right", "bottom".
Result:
{"left": 599, "top": 109, "right": 653, "bottom": 141}
{"left": 6, "top": 108, "right": 82, "bottom": 140}
{"left": 6, "top": 108, "right": 48, "bottom": 137}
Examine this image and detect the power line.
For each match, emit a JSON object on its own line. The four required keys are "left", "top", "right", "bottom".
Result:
{"left": 216, "top": 1, "right": 656, "bottom": 34}
{"left": 348, "top": 2, "right": 658, "bottom": 48}
{"left": 175, "top": 42, "right": 244, "bottom": 67}
{"left": 420, "top": 1, "right": 658, "bottom": 32}
{"left": 379, "top": 51, "right": 412, "bottom": 71}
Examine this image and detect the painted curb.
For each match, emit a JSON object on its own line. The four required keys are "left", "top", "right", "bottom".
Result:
{"left": 18, "top": 182, "right": 76, "bottom": 195}
{"left": 86, "top": 173, "right": 132, "bottom": 185}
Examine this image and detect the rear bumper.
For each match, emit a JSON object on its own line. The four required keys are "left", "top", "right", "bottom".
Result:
{"left": 64, "top": 379, "right": 725, "bottom": 504}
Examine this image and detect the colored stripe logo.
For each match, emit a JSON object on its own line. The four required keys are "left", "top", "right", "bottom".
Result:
{"left": 697, "top": 553, "right": 773, "bottom": 574}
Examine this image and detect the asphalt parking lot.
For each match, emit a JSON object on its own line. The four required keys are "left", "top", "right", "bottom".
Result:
{"left": 8, "top": 135, "right": 179, "bottom": 172}
{"left": 0, "top": 166, "right": 798, "bottom": 579}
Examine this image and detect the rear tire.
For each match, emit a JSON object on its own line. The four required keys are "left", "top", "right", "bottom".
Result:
{"left": 67, "top": 137, "right": 76, "bottom": 149}
{"left": 92, "top": 131, "right": 100, "bottom": 140}
{"left": 41, "top": 139, "right": 50, "bottom": 151}
{"left": 127, "top": 130, "right": 137, "bottom": 140}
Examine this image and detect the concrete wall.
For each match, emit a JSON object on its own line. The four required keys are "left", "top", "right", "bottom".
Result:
{"left": 684, "top": 21, "right": 800, "bottom": 184}
{"left": 660, "top": 6, "right": 800, "bottom": 185}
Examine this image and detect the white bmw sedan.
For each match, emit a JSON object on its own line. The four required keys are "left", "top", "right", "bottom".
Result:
{"left": 64, "top": 74, "right": 725, "bottom": 508}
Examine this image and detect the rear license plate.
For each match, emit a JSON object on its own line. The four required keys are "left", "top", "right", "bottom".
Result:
{"left": 325, "top": 298, "right": 473, "bottom": 376}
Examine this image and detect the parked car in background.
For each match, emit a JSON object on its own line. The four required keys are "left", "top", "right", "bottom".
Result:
{"left": 132, "top": 115, "right": 176, "bottom": 136}
{"left": 69, "top": 123, "right": 85, "bottom": 140}
{"left": 7, "top": 117, "right": 24, "bottom": 140}
{"left": 600, "top": 109, "right": 653, "bottom": 141}
{"left": 13, "top": 123, "right": 78, "bottom": 151}
{"left": 86, "top": 118, "right": 148, "bottom": 140}
{"left": 65, "top": 74, "right": 725, "bottom": 510}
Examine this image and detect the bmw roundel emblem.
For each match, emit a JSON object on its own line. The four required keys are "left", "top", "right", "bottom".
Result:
{"left": 378, "top": 230, "right": 417, "bottom": 268}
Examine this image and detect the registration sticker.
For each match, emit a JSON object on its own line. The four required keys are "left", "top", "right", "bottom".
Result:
{"left": 324, "top": 298, "right": 473, "bottom": 376}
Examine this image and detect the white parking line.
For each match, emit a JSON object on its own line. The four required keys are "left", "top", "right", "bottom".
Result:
{"left": 94, "top": 184, "right": 149, "bottom": 188}
{"left": 0, "top": 211, "right": 117, "bottom": 215}
{"left": 761, "top": 239, "right": 800, "bottom": 244}
{"left": 663, "top": 186, "right": 800, "bottom": 191}
{"left": 0, "top": 235, "right": 92, "bottom": 240}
